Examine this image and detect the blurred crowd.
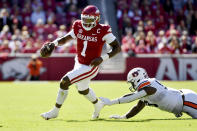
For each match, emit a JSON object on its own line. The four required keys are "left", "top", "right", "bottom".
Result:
{"left": 118, "top": 0, "right": 197, "bottom": 56}
{"left": 0, "top": 0, "right": 88, "bottom": 56}
{"left": 1, "top": 0, "right": 197, "bottom": 57}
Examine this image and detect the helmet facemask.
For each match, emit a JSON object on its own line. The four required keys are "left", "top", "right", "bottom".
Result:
{"left": 128, "top": 80, "right": 136, "bottom": 92}
{"left": 81, "top": 14, "right": 99, "bottom": 31}
{"left": 128, "top": 79, "right": 140, "bottom": 92}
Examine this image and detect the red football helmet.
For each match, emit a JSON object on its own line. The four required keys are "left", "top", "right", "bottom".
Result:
{"left": 81, "top": 5, "right": 100, "bottom": 31}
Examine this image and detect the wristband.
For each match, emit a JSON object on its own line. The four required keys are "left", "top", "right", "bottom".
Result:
{"left": 121, "top": 115, "right": 127, "bottom": 119}
{"left": 101, "top": 54, "right": 109, "bottom": 61}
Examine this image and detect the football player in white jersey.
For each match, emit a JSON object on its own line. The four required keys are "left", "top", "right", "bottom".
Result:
{"left": 100, "top": 67, "right": 197, "bottom": 119}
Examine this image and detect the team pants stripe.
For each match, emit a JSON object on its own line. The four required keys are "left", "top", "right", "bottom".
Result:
{"left": 184, "top": 101, "right": 197, "bottom": 110}
{"left": 70, "top": 67, "right": 98, "bottom": 84}
{"left": 71, "top": 67, "right": 98, "bottom": 84}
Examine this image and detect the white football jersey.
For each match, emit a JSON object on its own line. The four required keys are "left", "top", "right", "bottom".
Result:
{"left": 137, "top": 78, "right": 183, "bottom": 115}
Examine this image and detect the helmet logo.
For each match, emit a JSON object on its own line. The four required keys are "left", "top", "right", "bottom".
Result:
{"left": 132, "top": 71, "right": 139, "bottom": 77}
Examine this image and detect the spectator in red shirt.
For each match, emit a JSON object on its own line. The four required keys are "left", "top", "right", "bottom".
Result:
{"left": 146, "top": 31, "right": 157, "bottom": 53}
{"left": 33, "top": 19, "right": 45, "bottom": 39}
{"left": 54, "top": 25, "right": 67, "bottom": 38}
{"left": 157, "top": 39, "right": 172, "bottom": 54}
{"left": 42, "top": 0, "right": 56, "bottom": 11}
{"left": 155, "top": 15, "right": 166, "bottom": 31}
{"left": 156, "top": 30, "right": 167, "bottom": 44}
{"left": 121, "top": 28, "right": 136, "bottom": 56}
{"left": 135, "top": 39, "right": 148, "bottom": 54}
{"left": 21, "top": 40, "right": 37, "bottom": 53}
{"left": 0, "top": 39, "right": 11, "bottom": 53}
{"left": 44, "top": 17, "right": 58, "bottom": 37}
{"left": 135, "top": 31, "right": 146, "bottom": 45}
{"left": 144, "top": 20, "right": 156, "bottom": 34}
{"left": 169, "top": 36, "right": 182, "bottom": 54}
{"left": 165, "top": 24, "right": 180, "bottom": 38}
{"left": 0, "top": 25, "right": 12, "bottom": 41}
{"left": 9, "top": 35, "right": 22, "bottom": 54}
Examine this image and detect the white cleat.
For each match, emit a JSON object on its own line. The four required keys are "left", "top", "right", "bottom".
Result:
{"left": 40, "top": 107, "right": 59, "bottom": 120}
{"left": 92, "top": 100, "right": 104, "bottom": 119}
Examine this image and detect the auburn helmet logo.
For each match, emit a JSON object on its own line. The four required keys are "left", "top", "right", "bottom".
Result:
{"left": 132, "top": 70, "right": 140, "bottom": 77}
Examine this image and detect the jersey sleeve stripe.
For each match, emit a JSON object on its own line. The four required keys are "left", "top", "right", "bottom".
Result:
{"left": 184, "top": 101, "right": 197, "bottom": 110}
{"left": 138, "top": 81, "right": 151, "bottom": 91}
{"left": 102, "top": 33, "right": 116, "bottom": 44}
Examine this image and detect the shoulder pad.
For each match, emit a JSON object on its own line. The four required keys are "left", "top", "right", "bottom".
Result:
{"left": 72, "top": 19, "right": 81, "bottom": 28}
{"left": 137, "top": 79, "right": 151, "bottom": 91}
{"left": 99, "top": 24, "right": 112, "bottom": 33}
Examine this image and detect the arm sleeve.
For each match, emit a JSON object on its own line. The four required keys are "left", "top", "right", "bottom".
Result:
{"left": 117, "top": 90, "right": 147, "bottom": 104}
{"left": 66, "top": 29, "right": 76, "bottom": 39}
{"left": 102, "top": 33, "right": 116, "bottom": 44}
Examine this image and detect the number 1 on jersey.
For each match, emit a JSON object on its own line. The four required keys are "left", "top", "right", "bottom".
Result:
{"left": 81, "top": 41, "right": 87, "bottom": 57}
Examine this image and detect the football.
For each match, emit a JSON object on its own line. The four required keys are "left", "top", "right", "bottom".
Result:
{"left": 40, "top": 42, "right": 55, "bottom": 58}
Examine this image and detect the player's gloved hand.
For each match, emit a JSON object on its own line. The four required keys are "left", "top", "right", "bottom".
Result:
{"left": 99, "top": 97, "right": 119, "bottom": 106}
{"left": 90, "top": 57, "right": 103, "bottom": 67}
{"left": 109, "top": 114, "right": 127, "bottom": 119}
{"left": 40, "top": 42, "right": 55, "bottom": 57}
{"left": 99, "top": 97, "right": 113, "bottom": 105}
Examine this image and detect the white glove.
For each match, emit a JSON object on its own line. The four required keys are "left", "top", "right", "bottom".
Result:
{"left": 109, "top": 114, "right": 126, "bottom": 119}
{"left": 99, "top": 97, "right": 114, "bottom": 106}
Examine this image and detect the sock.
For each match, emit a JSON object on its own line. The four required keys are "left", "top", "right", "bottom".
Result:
{"left": 53, "top": 106, "right": 60, "bottom": 112}
{"left": 56, "top": 88, "right": 68, "bottom": 105}
{"left": 84, "top": 88, "right": 97, "bottom": 103}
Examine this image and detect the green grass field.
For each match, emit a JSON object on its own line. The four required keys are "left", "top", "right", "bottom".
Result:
{"left": 1, "top": 81, "right": 197, "bottom": 131}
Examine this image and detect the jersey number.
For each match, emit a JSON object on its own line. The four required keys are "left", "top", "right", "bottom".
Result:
{"left": 81, "top": 41, "right": 87, "bottom": 57}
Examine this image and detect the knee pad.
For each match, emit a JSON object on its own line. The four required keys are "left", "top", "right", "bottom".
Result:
{"left": 60, "top": 76, "right": 71, "bottom": 90}
{"left": 78, "top": 88, "right": 89, "bottom": 95}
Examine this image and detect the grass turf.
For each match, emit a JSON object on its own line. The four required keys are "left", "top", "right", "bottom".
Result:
{"left": 0, "top": 81, "right": 197, "bottom": 131}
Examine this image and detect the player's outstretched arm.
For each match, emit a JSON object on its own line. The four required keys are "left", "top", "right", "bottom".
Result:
{"left": 52, "top": 31, "right": 74, "bottom": 46}
{"left": 100, "top": 87, "right": 156, "bottom": 106}
{"left": 110, "top": 100, "right": 145, "bottom": 119}
{"left": 100, "top": 89, "right": 147, "bottom": 106}
{"left": 40, "top": 31, "right": 74, "bottom": 57}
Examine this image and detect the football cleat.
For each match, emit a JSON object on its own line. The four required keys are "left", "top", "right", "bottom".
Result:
{"left": 40, "top": 107, "right": 59, "bottom": 120}
{"left": 92, "top": 100, "right": 104, "bottom": 119}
